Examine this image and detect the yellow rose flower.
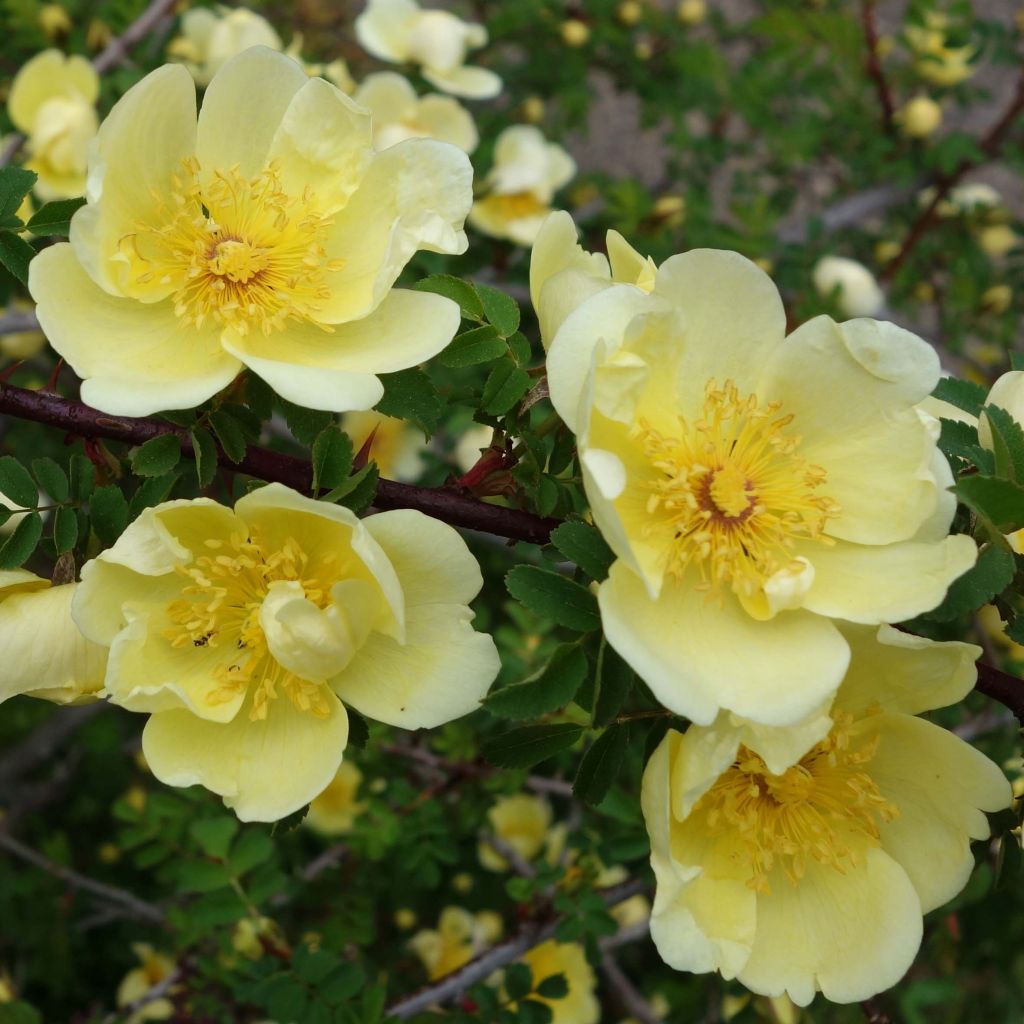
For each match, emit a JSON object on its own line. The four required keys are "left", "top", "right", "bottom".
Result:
{"left": 642, "top": 623, "right": 1009, "bottom": 1005}
{"left": 0, "top": 570, "right": 106, "bottom": 706}
{"left": 543, "top": 242, "right": 976, "bottom": 726}
{"left": 470, "top": 128, "right": 576, "bottom": 247}
{"left": 168, "top": 7, "right": 283, "bottom": 86}
{"left": 341, "top": 409, "right": 429, "bottom": 482}
{"left": 530, "top": 210, "right": 656, "bottom": 349}
{"left": 116, "top": 943, "right": 177, "bottom": 1022}
{"left": 7, "top": 50, "right": 99, "bottom": 201}
{"left": 72, "top": 484, "right": 499, "bottom": 821}
{"left": 811, "top": 256, "right": 884, "bottom": 318}
{"left": 354, "top": 72, "right": 478, "bottom": 153}
{"left": 516, "top": 940, "right": 599, "bottom": 1024}
{"left": 356, "top": 0, "right": 501, "bottom": 100}
{"left": 906, "top": 13, "right": 975, "bottom": 87}
{"left": 409, "top": 906, "right": 502, "bottom": 979}
{"left": 305, "top": 760, "right": 367, "bottom": 834}
{"left": 896, "top": 94, "right": 942, "bottom": 138}
{"left": 29, "top": 47, "right": 473, "bottom": 416}
{"left": 478, "top": 793, "right": 552, "bottom": 871}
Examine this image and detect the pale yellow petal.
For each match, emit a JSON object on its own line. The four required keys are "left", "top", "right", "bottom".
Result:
{"left": 866, "top": 713, "right": 1010, "bottom": 912}
{"left": 267, "top": 77, "right": 373, "bottom": 209}
{"left": 0, "top": 584, "right": 106, "bottom": 705}
{"left": 29, "top": 244, "right": 239, "bottom": 416}
{"left": 599, "top": 562, "right": 850, "bottom": 726}
{"left": 738, "top": 849, "right": 922, "bottom": 1006}
{"left": 320, "top": 139, "right": 471, "bottom": 322}
{"left": 353, "top": 71, "right": 417, "bottom": 125}
{"left": 354, "top": 0, "right": 419, "bottom": 62}
{"left": 330, "top": 602, "right": 499, "bottom": 730}
{"left": 223, "top": 289, "right": 458, "bottom": 412}
{"left": 653, "top": 249, "right": 787, "bottom": 410}
{"left": 834, "top": 623, "right": 980, "bottom": 717}
{"left": 422, "top": 65, "right": 502, "bottom": 100}
{"left": 142, "top": 688, "right": 349, "bottom": 822}
{"left": 801, "top": 533, "right": 977, "bottom": 623}
{"left": 67, "top": 64, "right": 196, "bottom": 298}
{"left": 414, "top": 95, "right": 478, "bottom": 153}
{"left": 195, "top": 47, "right": 307, "bottom": 180}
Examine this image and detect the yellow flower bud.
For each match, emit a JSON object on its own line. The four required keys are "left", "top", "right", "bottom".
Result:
{"left": 874, "top": 239, "right": 901, "bottom": 264}
{"left": 912, "top": 280, "right": 935, "bottom": 302}
{"left": 676, "top": 0, "right": 707, "bottom": 25}
{"left": 618, "top": 1, "right": 644, "bottom": 26}
{"left": 634, "top": 39, "right": 654, "bottom": 60}
{"left": 86, "top": 19, "right": 113, "bottom": 51}
{"left": 124, "top": 786, "right": 147, "bottom": 813}
{"left": 978, "top": 223, "right": 1018, "bottom": 258}
{"left": 561, "top": 19, "right": 590, "bottom": 47}
{"left": 875, "top": 34, "right": 895, "bottom": 58}
{"left": 981, "top": 284, "right": 1012, "bottom": 313}
{"left": 897, "top": 94, "right": 943, "bottom": 138}
{"left": 395, "top": 908, "right": 418, "bottom": 930}
{"left": 0, "top": 971, "right": 15, "bottom": 1002}
{"left": 753, "top": 256, "right": 774, "bottom": 274}
{"left": 521, "top": 95, "right": 545, "bottom": 123}
{"left": 452, "top": 872, "right": 474, "bottom": 894}
{"left": 37, "top": 3, "right": 71, "bottom": 38}
{"left": 652, "top": 194, "right": 686, "bottom": 227}
{"left": 98, "top": 842, "right": 121, "bottom": 864}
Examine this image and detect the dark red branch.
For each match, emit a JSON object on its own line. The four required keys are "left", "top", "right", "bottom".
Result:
{"left": 0, "top": 382, "right": 558, "bottom": 545}
{"left": 860, "top": 1, "right": 895, "bottom": 135}
{"left": 975, "top": 662, "right": 1024, "bottom": 726}
{"left": 882, "top": 68, "right": 1024, "bottom": 282}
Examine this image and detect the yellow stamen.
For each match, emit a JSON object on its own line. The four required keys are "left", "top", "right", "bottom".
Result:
{"left": 163, "top": 529, "right": 339, "bottom": 720}
{"left": 126, "top": 157, "right": 345, "bottom": 336}
{"left": 634, "top": 378, "right": 839, "bottom": 599}
{"left": 694, "top": 712, "right": 899, "bottom": 894}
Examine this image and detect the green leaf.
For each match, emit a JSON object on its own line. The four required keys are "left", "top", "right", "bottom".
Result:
{"left": 591, "top": 640, "right": 634, "bottom": 727}
{"left": 0, "top": 230, "right": 36, "bottom": 285}
{"left": 437, "top": 324, "right": 507, "bottom": 368}
{"left": 52, "top": 506, "right": 78, "bottom": 554}
{"left": 484, "top": 643, "right": 588, "bottom": 719}
{"left": 128, "top": 473, "right": 180, "bottom": 519}
{"left": 573, "top": 724, "right": 630, "bottom": 806}
{"left": 229, "top": 829, "right": 274, "bottom": 874}
{"left": 482, "top": 359, "right": 531, "bottom": 416}
{"left": 279, "top": 398, "right": 332, "bottom": 446}
{"left": 983, "top": 404, "right": 1024, "bottom": 483}
{"left": 0, "top": 1000, "right": 43, "bottom": 1024}
{"left": 190, "top": 427, "right": 218, "bottom": 488}
{"left": 30, "top": 457, "right": 68, "bottom": 503}
{"left": 550, "top": 521, "right": 615, "bottom": 581}
{"left": 90, "top": 485, "right": 129, "bottom": 545}
{"left": 955, "top": 475, "right": 1024, "bottom": 533}
{"left": 245, "top": 373, "right": 275, "bottom": 420}
{"left": 0, "top": 167, "right": 37, "bottom": 221}
{"left": 25, "top": 197, "right": 86, "bottom": 236}
{"left": 506, "top": 565, "right": 601, "bottom": 632}
{"left": 482, "top": 722, "right": 584, "bottom": 768}
{"left": 324, "top": 461, "right": 379, "bottom": 513}
{"left": 535, "top": 973, "right": 569, "bottom": 1000}
{"left": 131, "top": 434, "right": 181, "bottom": 478}
{"left": 412, "top": 273, "right": 484, "bottom": 320}
{"left": 190, "top": 817, "right": 238, "bottom": 859}
{"left": 938, "top": 417, "right": 993, "bottom": 472}
{"left": 931, "top": 377, "right": 988, "bottom": 417}
{"left": 508, "top": 330, "right": 533, "bottom": 366}
{"left": 927, "top": 543, "right": 1015, "bottom": 621}
{"left": 209, "top": 409, "right": 248, "bottom": 463}
{"left": 477, "top": 282, "right": 521, "bottom": 337}
{"left": 0, "top": 455, "right": 38, "bottom": 508}
{"left": 504, "top": 963, "right": 533, "bottom": 1001}
{"left": 375, "top": 367, "right": 443, "bottom": 435}
{"left": 69, "top": 454, "right": 94, "bottom": 500}
{"left": 312, "top": 425, "right": 354, "bottom": 493}
{"left": 0, "top": 512, "right": 42, "bottom": 568}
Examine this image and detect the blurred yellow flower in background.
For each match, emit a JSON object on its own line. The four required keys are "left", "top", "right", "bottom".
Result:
{"left": 341, "top": 409, "right": 429, "bottom": 482}
{"left": 305, "top": 760, "right": 367, "bottom": 835}
{"left": 409, "top": 906, "right": 503, "bottom": 979}
{"left": 470, "top": 128, "right": 576, "bottom": 246}
{"left": 356, "top": 0, "right": 501, "bottom": 99}
{"left": 7, "top": 50, "right": 98, "bottom": 200}
{"left": 478, "top": 793, "right": 552, "bottom": 871}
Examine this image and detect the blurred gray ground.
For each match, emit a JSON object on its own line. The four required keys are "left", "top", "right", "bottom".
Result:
{"left": 566, "top": 1, "right": 1023, "bottom": 217}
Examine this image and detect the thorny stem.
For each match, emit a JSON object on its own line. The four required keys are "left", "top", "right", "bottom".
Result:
{"left": 860, "top": 1, "right": 895, "bottom": 135}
